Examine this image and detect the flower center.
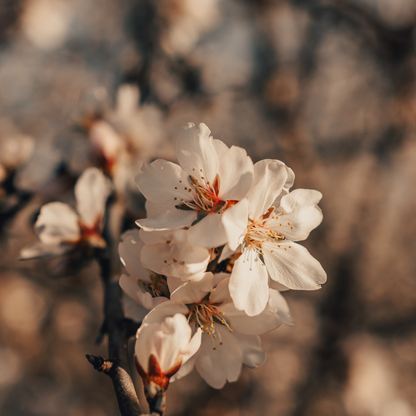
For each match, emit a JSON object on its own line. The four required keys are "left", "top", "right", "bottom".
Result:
{"left": 187, "top": 299, "right": 233, "bottom": 350}
{"left": 138, "top": 274, "right": 170, "bottom": 298}
{"left": 174, "top": 173, "right": 237, "bottom": 215}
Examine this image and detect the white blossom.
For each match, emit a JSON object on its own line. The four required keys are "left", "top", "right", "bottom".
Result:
{"left": 224, "top": 160, "right": 327, "bottom": 316}
{"left": 136, "top": 122, "right": 254, "bottom": 249}
{"left": 119, "top": 230, "right": 171, "bottom": 316}
{"left": 135, "top": 314, "right": 202, "bottom": 394}
{"left": 143, "top": 272, "right": 289, "bottom": 389}
{"left": 20, "top": 168, "right": 112, "bottom": 260}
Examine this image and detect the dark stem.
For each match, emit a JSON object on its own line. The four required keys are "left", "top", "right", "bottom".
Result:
{"left": 90, "top": 199, "right": 143, "bottom": 416}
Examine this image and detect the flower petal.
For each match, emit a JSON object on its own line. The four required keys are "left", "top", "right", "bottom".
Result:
{"left": 136, "top": 209, "right": 197, "bottom": 231}
{"left": 220, "top": 303, "right": 281, "bottom": 335}
{"left": 136, "top": 314, "right": 193, "bottom": 374}
{"left": 268, "top": 289, "right": 293, "bottom": 326}
{"left": 123, "top": 296, "right": 149, "bottom": 322}
{"left": 229, "top": 251, "right": 269, "bottom": 316}
{"left": 187, "top": 212, "right": 227, "bottom": 248}
{"left": 247, "top": 160, "right": 289, "bottom": 220}
{"left": 143, "top": 301, "right": 189, "bottom": 325}
{"left": 209, "top": 275, "right": 231, "bottom": 304}
{"left": 170, "top": 272, "right": 214, "bottom": 304}
{"left": 218, "top": 145, "right": 254, "bottom": 201}
{"left": 181, "top": 328, "right": 202, "bottom": 366}
{"left": 222, "top": 198, "right": 249, "bottom": 251}
{"left": 75, "top": 168, "right": 112, "bottom": 228}
{"left": 195, "top": 325, "right": 243, "bottom": 389}
{"left": 35, "top": 202, "right": 80, "bottom": 244}
{"left": 232, "top": 333, "right": 265, "bottom": 368}
{"left": 140, "top": 242, "right": 209, "bottom": 280}
{"left": 263, "top": 242, "right": 327, "bottom": 290}
{"left": 135, "top": 159, "right": 191, "bottom": 206}
{"left": 20, "top": 242, "right": 71, "bottom": 260}
{"left": 176, "top": 123, "right": 219, "bottom": 185}
{"left": 212, "top": 138, "right": 229, "bottom": 158}
{"left": 269, "top": 189, "right": 323, "bottom": 242}
{"left": 119, "top": 230, "right": 149, "bottom": 279}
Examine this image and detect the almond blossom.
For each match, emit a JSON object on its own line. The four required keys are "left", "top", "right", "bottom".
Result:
{"left": 143, "top": 272, "right": 290, "bottom": 389}
{"left": 20, "top": 168, "right": 112, "bottom": 260}
{"left": 135, "top": 314, "right": 202, "bottom": 413}
{"left": 223, "top": 159, "right": 327, "bottom": 316}
{"left": 136, "top": 122, "right": 254, "bottom": 249}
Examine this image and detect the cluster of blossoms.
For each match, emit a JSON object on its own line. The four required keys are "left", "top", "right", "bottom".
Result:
{"left": 20, "top": 121, "right": 326, "bottom": 414}
{"left": 120, "top": 122, "right": 326, "bottom": 403}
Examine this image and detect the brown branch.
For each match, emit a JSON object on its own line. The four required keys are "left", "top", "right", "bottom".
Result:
{"left": 89, "top": 198, "right": 143, "bottom": 416}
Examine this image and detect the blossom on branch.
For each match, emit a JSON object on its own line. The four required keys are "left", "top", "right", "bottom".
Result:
{"left": 143, "top": 272, "right": 290, "bottom": 389}
{"left": 135, "top": 314, "right": 202, "bottom": 412}
{"left": 20, "top": 167, "right": 112, "bottom": 260}
{"left": 225, "top": 160, "right": 327, "bottom": 316}
{"left": 135, "top": 122, "right": 254, "bottom": 248}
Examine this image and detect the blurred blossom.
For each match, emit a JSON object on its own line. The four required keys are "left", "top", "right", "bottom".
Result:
{"left": 0, "top": 347, "right": 22, "bottom": 387}
{"left": 0, "top": 278, "right": 47, "bottom": 335}
{"left": 21, "top": 0, "right": 72, "bottom": 51}
{"left": 159, "top": 0, "right": 220, "bottom": 56}
{"left": 344, "top": 337, "right": 414, "bottom": 416}
{"left": 0, "top": 125, "right": 34, "bottom": 186}
{"left": 20, "top": 168, "right": 112, "bottom": 260}
{"left": 54, "top": 301, "right": 89, "bottom": 342}
{"left": 64, "top": 84, "right": 163, "bottom": 194}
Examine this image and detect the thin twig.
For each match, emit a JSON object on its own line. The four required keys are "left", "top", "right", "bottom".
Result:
{"left": 88, "top": 197, "right": 142, "bottom": 416}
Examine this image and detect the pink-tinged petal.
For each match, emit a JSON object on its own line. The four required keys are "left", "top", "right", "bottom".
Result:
{"left": 75, "top": 168, "right": 112, "bottom": 228}
{"left": 187, "top": 212, "right": 227, "bottom": 248}
{"left": 269, "top": 278, "right": 290, "bottom": 292}
{"left": 167, "top": 276, "right": 184, "bottom": 293}
{"left": 139, "top": 229, "right": 188, "bottom": 245}
{"left": 268, "top": 189, "right": 323, "bottom": 242}
{"left": 222, "top": 198, "right": 249, "bottom": 251}
{"left": 195, "top": 325, "right": 243, "bottom": 389}
{"left": 218, "top": 146, "right": 254, "bottom": 201}
{"left": 170, "top": 356, "right": 196, "bottom": 382}
{"left": 209, "top": 275, "right": 231, "bottom": 304}
{"left": 263, "top": 242, "right": 327, "bottom": 290}
{"left": 140, "top": 242, "right": 209, "bottom": 280}
{"left": 123, "top": 296, "right": 149, "bottom": 322}
{"left": 233, "top": 333, "right": 265, "bottom": 368}
{"left": 36, "top": 202, "right": 80, "bottom": 244}
{"left": 229, "top": 251, "right": 269, "bottom": 316}
{"left": 135, "top": 159, "right": 191, "bottom": 206}
{"left": 136, "top": 209, "right": 197, "bottom": 231}
{"left": 145, "top": 200, "right": 169, "bottom": 217}
{"left": 20, "top": 242, "right": 72, "bottom": 260}
{"left": 170, "top": 273, "right": 214, "bottom": 304}
{"left": 218, "top": 244, "right": 236, "bottom": 263}
{"left": 136, "top": 314, "right": 193, "bottom": 374}
{"left": 181, "top": 328, "right": 202, "bottom": 365}
{"left": 176, "top": 123, "right": 219, "bottom": 185}
{"left": 119, "top": 274, "right": 141, "bottom": 301}
{"left": 220, "top": 303, "right": 281, "bottom": 335}
{"left": 119, "top": 230, "right": 149, "bottom": 279}
{"left": 143, "top": 301, "right": 189, "bottom": 325}
{"left": 89, "top": 120, "right": 121, "bottom": 160}
{"left": 156, "top": 314, "right": 195, "bottom": 373}
{"left": 136, "top": 291, "right": 169, "bottom": 310}
{"left": 139, "top": 229, "right": 171, "bottom": 245}
{"left": 212, "top": 138, "right": 229, "bottom": 158}
{"left": 268, "top": 290, "right": 293, "bottom": 326}
{"left": 247, "top": 160, "right": 289, "bottom": 220}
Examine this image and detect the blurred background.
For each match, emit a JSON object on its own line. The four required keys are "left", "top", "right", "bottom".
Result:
{"left": 1, "top": 0, "right": 416, "bottom": 415}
